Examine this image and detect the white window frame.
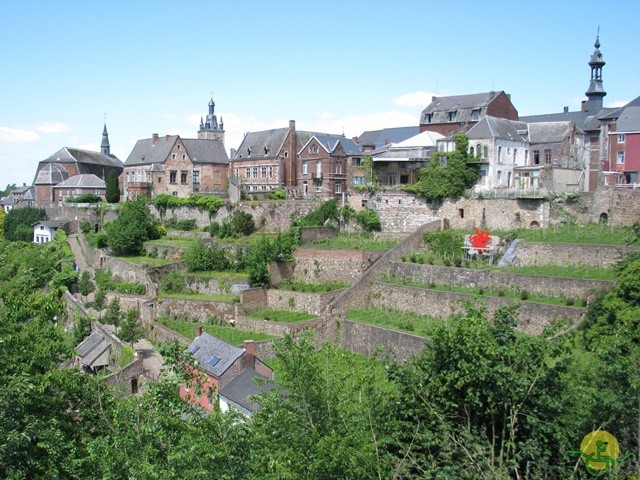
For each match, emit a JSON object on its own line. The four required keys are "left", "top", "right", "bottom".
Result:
{"left": 617, "top": 151, "right": 625, "bottom": 164}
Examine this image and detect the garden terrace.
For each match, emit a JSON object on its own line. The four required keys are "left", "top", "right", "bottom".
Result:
{"left": 303, "top": 233, "right": 399, "bottom": 251}
{"left": 346, "top": 307, "right": 442, "bottom": 338}
{"left": 154, "top": 316, "right": 277, "bottom": 346}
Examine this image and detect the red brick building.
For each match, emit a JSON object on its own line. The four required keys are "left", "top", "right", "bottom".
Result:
{"left": 602, "top": 100, "right": 640, "bottom": 185}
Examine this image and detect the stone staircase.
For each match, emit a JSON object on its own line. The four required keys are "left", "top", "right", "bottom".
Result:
{"left": 498, "top": 239, "right": 520, "bottom": 267}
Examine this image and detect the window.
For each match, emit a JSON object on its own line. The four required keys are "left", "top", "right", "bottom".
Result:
{"left": 335, "top": 162, "right": 342, "bottom": 174}
{"left": 284, "top": 151, "right": 289, "bottom": 158}
{"left": 476, "top": 144, "right": 481, "bottom": 158}
{"left": 448, "top": 111, "right": 456, "bottom": 121}
{"left": 469, "top": 147, "right": 474, "bottom": 156}
{"left": 544, "top": 150, "right": 552, "bottom": 165}
{"left": 171, "top": 154, "right": 176, "bottom": 160}
{"left": 172, "top": 191, "right": 178, "bottom": 196}
{"left": 252, "top": 167, "right": 258, "bottom": 179}
{"left": 497, "top": 170, "right": 502, "bottom": 184}
{"left": 533, "top": 150, "right": 540, "bottom": 165}
{"left": 303, "top": 162, "right": 308, "bottom": 175}
{"left": 316, "top": 161, "right": 322, "bottom": 176}
{"left": 525, "top": 150, "right": 529, "bottom": 165}
{"left": 425, "top": 113, "right": 432, "bottom": 123}
{"left": 352, "top": 157, "right": 363, "bottom": 167}
{"left": 192, "top": 171, "right": 200, "bottom": 184}
{"left": 180, "top": 171, "right": 188, "bottom": 184}
{"left": 261, "top": 166, "right": 267, "bottom": 178}
{"left": 169, "top": 170, "right": 177, "bottom": 183}
{"left": 245, "top": 167, "right": 251, "bottom": 178}
{"left": 182, "top": 154, "right": 186, "bottom": 160}
{"left": 268, "top": 166, "right": 273, "bottom": 178}
{"left": 177, "top": 144, "right": 180, "bottom": 150}
{"left": 617, "top": 151, "right": 625, "bottom": 164}
{"left": 513, "top": 149, "right": 517, "bottom": 162}
{"left": 352, "top": 175, "right": 365, "bottom": 185}
{"left": 458, "top": 208, "right": 464, "bottom": 219}
{"left": 471, "top": 109, "right": 480, "bottom": 121}
{"left": 335, "top": 183, "right": 342, "bottom": 194}
{"left": 310, "top": 145, "right": 319, "bottom": 154}
{"left": 439, "top": 155, "right": 448, "bottom": 167}
{"left": 498, "top": 146, "right": 502, "bottom": 163}
{"left": 483, "top": 146, "right": 488, "bottom": 159}
{"left": 618, "top": 134, "right": 626, "bottom": 144}
{"left": 234, "top": 168, "right": 239, "bottom": 177}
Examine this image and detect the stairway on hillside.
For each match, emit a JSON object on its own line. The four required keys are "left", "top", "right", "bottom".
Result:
{"left": 498, "top": 239, "right": 520, "bottom": 267}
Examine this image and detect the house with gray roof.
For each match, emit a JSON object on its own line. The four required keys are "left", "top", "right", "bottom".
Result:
{"left": 354, "top": 126, "right": 420, "bottom": 153}
{"left": 219, "top": 368, "right": 277, "bottom": 417}
{"left": 33, "top": 220, "right": 70, "bottom": 244}
{"left": 602, "top": 98, "right": 640, "bottom": 186}
{"left": 180, "top": 329, "right": 274, "bottom": 412}
{"left": 33, "top": 125, "right": 122, "bottom": 206}
{"left": 12, "top": 184, "right": 36, "bottom": 208}
{"left": 52, "top": 174, "right": 106, "bottom": 205}
{"left": 75, "top": 331, "right": 110, "bottom": 372}
{"left": 420, "top": 91, "right": 518, "bottom": 137}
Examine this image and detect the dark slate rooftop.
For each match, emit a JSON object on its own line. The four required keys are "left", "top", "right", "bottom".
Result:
{"left": 75, "top": 331, "right": 110, "bottom": 368}
{"left": 615, "top": 106, "right": 640, "bottom": 132}
{"left": 186, "top": 331, "right": 245, "bottom": 378}
{"left": 420, "top": 91, "right": 511, "bottom": 124}
{"left": 54, "top": 174, "right": 106, "bottom": 189}
{"left": 218, "top": 368, "right": 277, "bottom": 414}
{"left": 125, "top": 136, "right": 229, "bottom": 166}
{"left": 181, "top": 139, "right": 229, "bottom": 165}
{"left": 356, "top": 126, "right": 419, "bottom": 150}
{"left": 467, "top": 116, "right": 528, "bottom": 142}
{"left": 33, "top": 220, "right": 69, "bottom": 228}
{"left": 598, "top": 95, "right": 640, "bottom": 121}
{"left": 34, "top": 162, "right": 70, "bottom": 185}
{"left": 299, "top": 134, "right": 360, "bottom": 155}
{"left": 42, "top": 147, "right": 123, "bottom": 168}
{"left": 520, "top": 108, "right": 615, "bottom": 133}
{"left": 233, "top": 128, "right": 290, "bottom": 161}
{"left": 528, "top": 122, "right": 574, "bottom": 144}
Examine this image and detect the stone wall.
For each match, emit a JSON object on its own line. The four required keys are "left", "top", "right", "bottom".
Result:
{"left": 515, "top": 242, "right": 640, "bottom": 268}
{"left": 293, "top": 248, "right": 384, "bottom": 283}
{"left": 150, "top": 321, "right": 190, "bottom": 345}
{"left": 240, "top": 288, "right": 268, "bottom": 309}
{"left": 266, "top": 288, "right": 344, "bottom": 316}
{"left": 368, "top": 192, "right": 440, "bottom": 232}
{"left": 371, "top": 282, "right": 584, "bottom": 335}
{"left": 155, "top": 297, "right": 235, "bottom": 323}
{"left": 300, "top": 226, "right": 337, "bottom": 245}
{"left": 103, "top": 355, "right": 145, "bottom": 395}
{"left": 339, "top": 320, "right": 427, "bottom": 362}
{"left": 102, "top": 256, "right": 156, "bottom": 297}
{"left": 387, "top": 262, "right": 614, "bottom": 299}
{"left": 104, "top": 293, "right": 154, "bottom": 323}
{"left": 232, "top": 316, "right": 323, "bottom": 337}
{"left": 183, "top": 275, "right": 250, "bottom": 295}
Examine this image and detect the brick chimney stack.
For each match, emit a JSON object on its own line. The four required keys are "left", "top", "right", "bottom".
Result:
{"left": 151, "top": 133, "right": 159, "bottom": 146}
{"left": 243, "top": 340, "right": 256, "bottom": 369}
{"left": 195, "top": 326, "right": 203, "bottom": 337}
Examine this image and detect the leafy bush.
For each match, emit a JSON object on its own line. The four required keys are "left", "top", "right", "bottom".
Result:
{"left": 175, "top": 219, "right": 197, "bottom": 231}
{"left": 299, "top": 198, "right": 339, "bottom": 227}
{"left": 4, "top": 207, "right": 46, "bottom": 241}
{"left": 230, "top": 210, "right": 255, "bottom": 236}
{"left": 153, "top": 194, "right": 224, "bottom": 216}
{"left": 208, "top": 221, "right": 221, "bottom": 237}
{"left": 64, "top": 193, "right": 101, "bottom": 203}
{"left": 160, "top": 269, "right": 188, "bottom": 294}
{"left": 423, "top": 230, "right": 465, "bottom": 257}
{"left": 79, "top": 221, "right": 92, "bottom": 234}
{"left": 105, "top": 197, "right": 160, "bottom": 256}
{"left": 354, "top": 208, "right": 382, "bottom": 232}
{"left": 265, "top": 188, "right": 286, "bottom": 200}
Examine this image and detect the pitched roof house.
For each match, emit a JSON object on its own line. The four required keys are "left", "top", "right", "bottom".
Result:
{"left": 600, "top": 97, "right": 640, "bottom": 186}
{"left": 52, "top": 174, "right": 106, "bottom": 204}
{"left": 420, "top": 91, "right": 518, "bottom": 137}
{"left": 180, "top": 329, "right": 274, "bottom": 413}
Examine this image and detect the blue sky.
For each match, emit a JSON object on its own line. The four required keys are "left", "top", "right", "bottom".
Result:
{"left": 1, "top": 0, "right": 639, "bottom": 188}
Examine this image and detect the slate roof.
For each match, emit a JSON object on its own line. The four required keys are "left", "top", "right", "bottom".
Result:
{"left": 420, "top": 91, "right": 508, "bottom": 124}
{"left": 53, "top": 174, "right": 106, "bottom": 189}
{"left": 356, "top": 126, "right": 419, "bottom": 150}
{"left": 528, "top": 122, "right": 574, "bottom": 144}
{"left": 233, "top": 128, "right": 290, "bottom": 161}
{"left": 186, "top": 331, "right": 245, "bottom": 378}
{"left": 125, "top": 136, "right": 229, "bottom": 167}
{"left": 299, "top": 134, "right": 360, "bottom": 156}
{"left": 598, "top": 95, "right": 640, "bottom": 121}
{"left": 371, "top": 131, "right": 444, "bottom": 162}
{"left": 615, "top": 106, "right": 640, "bottom": 132}
{"left": 0, "top": 194, "right": 12, "bottom": 206}
{"left": 34, "top": 162, "right": 70, "bottom": 185}
{"left": 218, "top": 368, "right": 277, "bottom": 415}
{"left": 467, "top": 116, "right": 528, "bottom": 141}
{"left": 41, "top": 147, "right": 123, "bottom": 168}
{"left": 75, "top": 331, "right": 110, "bottom": 368}
{"left": 33, "top": 220, "right": 69, "bottom": 229}
{"left": 520, "top": 109, "right": 614, "bottom": 133}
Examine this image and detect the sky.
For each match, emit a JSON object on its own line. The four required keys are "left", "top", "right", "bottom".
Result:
{"left": 1, "top": 0, "right": 640, "bottom": 189}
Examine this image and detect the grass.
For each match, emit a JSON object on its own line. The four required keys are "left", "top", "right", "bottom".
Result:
{"left": 503, "top": 223, "right": 634, "bottom": 245}
{"left": 305, "top": 233, "right": 398, "bottom": 251}
{"left": 277, "top": 279, "right": 348, "bottom": 293}
{"left": 382, "top": 277, "right": 588, "bottom": 307}
{"left": 502, "top": 264, "right": 616, "bottom": 281}
{"left": 159, "top": 292, "right": 240, "bottom": 303}
{"left": 157, "top": 317, "right": 278, "bottom": 345}
{"left": 245, "top": 308, "right": 317, "bottom": 323}
{"left": 185, "top": 270, "right": 249, "bottom": 280}
{"left": 214, "top": 233, "right": 278, "bottom": 245}
{"left": 347, "top": 307, "right": 442, "bottom": 337}
{"left": 146, "top": 238, "right": 197, "bottom": 249}
{"left": 115, "top": 255, "right": 175, "bottom": 267}
{"left": 119, "top": 345, "right": 135, "bottom": 367}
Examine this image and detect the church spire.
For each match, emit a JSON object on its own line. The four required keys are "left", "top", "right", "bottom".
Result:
{"left": 198, "top": 96, "right": 225, "bottom": 144}
{"left": 101, "top": 123, "right": 111, "bottom": 155}
{"left": 585, "top": 30, "right": 606, "bottom": 112}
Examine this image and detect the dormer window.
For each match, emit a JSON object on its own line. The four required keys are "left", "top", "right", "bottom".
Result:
{"left": 448, "top": 111, "right": 457, "bottom": 122}
{"left": 264, "top": 146, "right": 269, "bottom": 155}
{"left": 247, "top": 147, "right": 252, "bottom": 156}
{"left": 425, "top": 113, "right": 433, "bottom": 123}
{"left": 284, "top": 151, "right": 289, "bottom": 158}
{"left": 471, "top": 109, "right": 480, "bottom": 121}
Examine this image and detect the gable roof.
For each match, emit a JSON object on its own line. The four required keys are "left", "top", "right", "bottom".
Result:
{"left": 75, "top": 331, "right": 110, "bottom": 369}
{"left": 614, "top": 106, "right": 640, "bottom": 132}
{"left": 356, "top": 126, "right": 419, "bottom": 150}
{"left": 467, "top": 116, "right": 528, "bottom": 141}
{"left": 42, "top": 147, "right": 123, "bottom": 168}
{"left": 218, "top": 368, "right": 277, "bottom": 415}
{"left": 420, "top": 91, "right": 513, "bottom": 125}
{"left": 54, "top": 174, "right": 106, "bottom": 189}
{"left": 181, "top": 139, "right": 229, "bottom": 165}
{"left": 233, "top": 128, "right": 290, "bottom": 161}
{"left": 125, "top": 135, "right": 178, "bottom": 166}
{"left": 125, "top": 135, "right": 229, "bottom": 167}
{"left": 528, "top": 121, "right": 574, "bottom": 144}
{"left": 33, "top": 220, "right": 68, "bottom": 229}
{"left": 186, "top": 331, "right": 245, "bottom": 378}
{"left": 299, "top": 134, "right": 359, "bottom": 156}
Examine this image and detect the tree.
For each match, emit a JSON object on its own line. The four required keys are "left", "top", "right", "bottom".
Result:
{"left": 0, "top": 208, "right": 5, "bottom": 238}
{"left": 93, "top": 289, "right": 106, "bottom": 319}
{"left": 404, "top": 132, "right": 479, "bottom": 203}
{"left": 105, "top": 170, "right": 120, "bottom": 203}
{"left": 105, "top": 197, "right": 159, "bottom": 256}
{"left": 78, "top": 270, "right": 95, "bottom": 301}
{"left": 230, "top": 210, "right": 256, "bottom": 236}
{"left": 103, "top": 297, "right": 122, "bottom": 333}
{"left": 119, "top": 308, "right": 144, "bottom": 346}
{"left": 4, "top": 206, "right": 46, "bottom": 241}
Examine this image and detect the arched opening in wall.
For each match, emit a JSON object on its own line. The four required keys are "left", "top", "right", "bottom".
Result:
{"left": 94, "top": 223, "right": 99, "bottom": 233}
{"left": 599, "top": 212, "right": 608, "bottom": 225}
{"left": 529, "top": 221, "right": 540, "bottom": 228}
{"left": 131, "top": 377, "right": 139, "bottom": 394}
{"left": 458, "top": 208, "right": 464, "bottom": 219}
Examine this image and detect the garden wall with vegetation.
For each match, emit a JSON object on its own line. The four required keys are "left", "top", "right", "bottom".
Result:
{"left": 514, "top": 241, "right": 640, "bottom": 267}
{"left": 339, "top": 319, "right": 427, "bottom": 362}
{"left": 371, "top": 282, "right": 584, "bottom": 335}
{"left": 266, "top": 288, "right": 344, "bottom": 316}
{"left": 386, "top": 262, "right": 613, "bottom": 299}
{"left": 102, "top": 256, "right": 156, "bottom": 297}
{"left": 155, "top": 297, "right": 236, "bottom": 323}
{"left": 293, "top": 248, "right": 385, "bottom": 283}
{"left": 233, "top": 315, "right": 324, "bottom": 337}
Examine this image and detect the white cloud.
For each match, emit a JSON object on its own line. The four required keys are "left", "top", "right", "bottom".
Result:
{"left": 300, "top": 111, "right": 419, "bottom": 139}
{"left": 394, "top": 91, "right": 439, "bottom": 107}
{"left": 35, "top": 122, "right": 72, "bottom": 134}
{"left": 0, "top": 127, "right": 40, "bottom": 143}
{"left": 606, "top": 100, "right": 628, "bottom": 108}
{"left": 77, "top": 143, "right": 99, "bottom": 151}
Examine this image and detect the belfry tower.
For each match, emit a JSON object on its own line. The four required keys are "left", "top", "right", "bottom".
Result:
{"left": 585, "top": 33, "right": 607, "bottom": 113}
{"left": 198, "top": 97, "right": 225, "bottom": 144}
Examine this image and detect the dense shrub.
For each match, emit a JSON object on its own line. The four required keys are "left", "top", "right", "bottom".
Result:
{"left": 230, "top": 211, "right": 255, "bottom": 236}
{"left": 354, "top": 208, "right": 382, "bottom": 232}
{"left": 64, "top": 193, "right": 101, "bottom": 203}
{"left": 153, "top": 194, "right": 224, "bottom": 216}
{"left": 4, "top": 207, "right": 46, "bottom": 241}
{"left": 175, "top": 219, "right": 197, "bottom": 231}
{"left": 423, "top": 230, "right": 465, "bottom": 257}
{"left": 299, "top": 198, "right": 339, "bottom": 227}
{"left": 160, "top": 269, "right": 188, "bottom": 294}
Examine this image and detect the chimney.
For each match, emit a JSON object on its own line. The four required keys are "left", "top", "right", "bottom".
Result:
{"left": 581, "top": 100, "right": 589, "bottom": 112}
{"left": 165, "top": 134, "right": 170, "bottom": 141}
{"left": 151, "top": 133, "right": 159, "bottom": 146}
{"left": 243, "top": 339, "right": 255, "bottom": 357}
{"left": 195, "top": 326, "right": 202, "bottom": 337}
{"left": 432, "top": 96, "right": 437, "bottom": 102}
{"left": 289, "top": 120, "right": 296, "bottom": 131}
{"left": 564, "top": 106, "right": 569, "bottom": 113}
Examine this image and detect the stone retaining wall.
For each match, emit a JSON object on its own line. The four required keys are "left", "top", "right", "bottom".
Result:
{"left": 371, "top": 282, "right": 584, "bottom": 335}
{"left": 103, "top": 355, "right": 145, "bottom": 395}
{"left": 514, "top": 242, "right": 640, "bottom": 268}
{"left": 149, "top": 321, "right": 190, "bottom": 345}
{"left": 102, "top": 256, "right": 156, "bottom": 297}
{"left": 387, "top": 262, "right": 614, "bottom": 299}
{"left": 183, "top": 275, "right": 250, "bottom": 295}
{"left": 293, "top": 248, "right": 385, "bottom": 284}
{"left": 233, "top": 316, "right": 323, "bottom": 337}
{"left": 339, "top": 320, "right": 427, "bottom": 362}
{"left": 155, "top": 297, "right": 235, "bottom": 323}
{"left": 266, "top": 288, "right": 344, "bottom": 316}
